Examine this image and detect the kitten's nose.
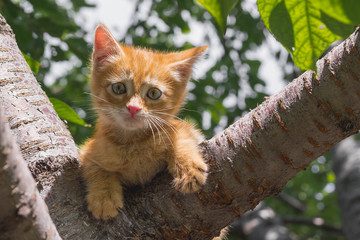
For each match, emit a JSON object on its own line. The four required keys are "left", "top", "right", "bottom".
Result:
{"left": 126, "top": 105, "right": 142, "bottom": 117}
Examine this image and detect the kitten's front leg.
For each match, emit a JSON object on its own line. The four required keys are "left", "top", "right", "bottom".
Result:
{"left": 82, "top": 160, "right": 124, "bottom": 220}
{"left": 168, "top": 131, "right": 208, "bottom": 193}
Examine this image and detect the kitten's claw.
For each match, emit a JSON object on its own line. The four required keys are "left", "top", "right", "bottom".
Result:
{"left": 197, "top": 167, "right": 208, "bottom": 173}
{"left": 87, "top": 190, "right": 124, "bottom": 220}
{"left": 173, "top": 160, "right": 208, "bottom": 193}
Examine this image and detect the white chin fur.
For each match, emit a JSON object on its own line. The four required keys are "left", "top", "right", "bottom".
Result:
{"left": 120, "top": 118, "right": 146, "bottom": 130}
{"left": 109, "top": 111, "right": 146, "bottom": 131}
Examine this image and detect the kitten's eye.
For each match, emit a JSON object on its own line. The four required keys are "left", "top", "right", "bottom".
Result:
{"left": 147, "top": 88, "right": 162, "bottom": 100}
{"left": 112, "top": 82, "right": 126, "bottom": 95}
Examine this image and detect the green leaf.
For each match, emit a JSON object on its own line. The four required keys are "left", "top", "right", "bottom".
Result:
{"left": 196, "top": 0, "right": 239, "bottom": 34}
{"left": 269, "top": 0, "right": 294, "bottom": 52}
{"left": 258, "top": 0, "right": 342, "bottom": 70}
{"left": 22, "top": 52, "right": 40, "bottom": 74}
{"left": 257, "top": 0, "right": 282, "bottom": 30}
{"left": 49, "top": 98, "right": 89, "bottom": 127}
{"left": 311, "top": 0, "right": 352, "bottom": 25}
{"left": 321, "top": 11, "right": 355, "bottom": 39}
{"left": 285, "top": 0, "right": 340, "bottom": 70}
{"left": 343, "top": 0, "right": 360, "bottom": 24}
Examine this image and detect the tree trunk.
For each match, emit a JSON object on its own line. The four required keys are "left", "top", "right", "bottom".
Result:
{"left": 1, "top": 13, "right": 360, "bottom": 239}
{"left": 332, "top": 135, "right": 360, "bottom": 239}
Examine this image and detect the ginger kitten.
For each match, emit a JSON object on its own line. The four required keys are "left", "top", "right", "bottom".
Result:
{"left": 80, "top": 24, "right": 208, "bottom": 220}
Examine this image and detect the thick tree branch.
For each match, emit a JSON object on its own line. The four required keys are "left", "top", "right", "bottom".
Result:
{"left": 2, "top": 12, "right": 360, "bottom": 239}
{"left": 0, "top": 14, "right": 78, "bottom": 198}
{"left": 0, "top": 108, "right": 61, "bottom": 240}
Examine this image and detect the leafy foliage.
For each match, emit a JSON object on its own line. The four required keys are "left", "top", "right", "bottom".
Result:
{"left": 49, "top": 98, "right": 89, "bottom": 127}
{"left": 195, "top": 0, "right": 239, "bottom": 33}
{"left": 258, "top": 0, "right": 358, "bottom": 70}
{"left": 22, "top": 52, "right": 40, "bottom": 74}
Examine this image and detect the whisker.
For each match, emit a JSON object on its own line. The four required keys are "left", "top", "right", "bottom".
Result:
{"left": 152, "top": 111, "right": 183, "bottom": 121}
{"left": 145, "top": 119, "right": 156, "bottom": 146}
{"left": 151, "top": 117, "right": 173, "bottom": 147}
{"left": 151, "top": 115, "right": 178, "bottom": 134}
{"left": 84, "top": 92, "right": 116, "bottom": 106}
{"left": 91, "top": 104, "right": 127, "bottom": 117}
{"left": 91, "top": 106, "right": 114, "bottom": 117}
{"left": 152, "top": 106, "right": 201, "bottom": 115}
{"left": 179, "top": 107, "right": 202, "bottom": 114}
{"left": 152, "top": 105, "right": 178, "bottom": 111}
{"left": 148, "top": 118, "right": 163, "bottom": 145}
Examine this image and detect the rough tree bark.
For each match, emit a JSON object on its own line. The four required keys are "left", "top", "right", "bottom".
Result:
{"left": 0, "top": 108, "right": 61, "bottom": 240}
{"left": 1, "top": 13, "right": 360, "bottom": 239}
{"left": 332, "top": 135, "right": 360, "bottom": 239}
{"left": 0, "top": 15, "right": 78, "bottom": 194}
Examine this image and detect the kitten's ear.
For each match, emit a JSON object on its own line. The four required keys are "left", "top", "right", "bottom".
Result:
{"left": 168, "top": 46, "right": 207, "bottom": 82}
{"left": 93, "top": 24, "right": 124, "bottom": 68}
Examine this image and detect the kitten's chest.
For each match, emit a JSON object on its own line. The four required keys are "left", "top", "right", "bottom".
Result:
{"left": 102, "top": 140, "right": 170, "bottom": 186}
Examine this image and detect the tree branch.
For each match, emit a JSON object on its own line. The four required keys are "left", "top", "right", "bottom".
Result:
{"left": 1, "top": 12, "right": 360, "bottom": 239}
{"left": 277, "top": 192, "right": 307, "bottom": 213}
{"left": 282, "top": 216, "right": 342, "bottom": 233}
{"left": 0, "top": 14, "right": 78, "bottom": 198}
{"left": 0, "top": 107, "right": 61, "bottom": 240}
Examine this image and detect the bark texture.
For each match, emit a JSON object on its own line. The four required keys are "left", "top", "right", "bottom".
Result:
{"left": 2, "top": 12, "right": 360, "bottom": 239}
{"left": 332, "top": 135, "right": 360, "bottom": 239}
{"left": 0, "top": 108, "right": 61, "bottom": 240}
{"left": 0, "top": 14, "right": 78, "bottom": 198}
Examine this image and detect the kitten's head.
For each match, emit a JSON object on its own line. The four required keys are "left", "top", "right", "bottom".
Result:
{"left": 91, "top": 24, "right": 206, "bottom": 132}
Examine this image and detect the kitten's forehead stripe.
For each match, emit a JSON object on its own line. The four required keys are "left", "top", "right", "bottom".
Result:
{"left": 128, "top": 70, "right": 134, "bottom": 79}
{"left": 108, "top": 71, "right": 128, "bottom": 83}
{"left": 118, "top": 69, "right": 133, "bottom": 81}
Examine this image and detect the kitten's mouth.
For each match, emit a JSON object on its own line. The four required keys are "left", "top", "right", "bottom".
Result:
{"left": 122, "top": 115, "right": 145, "bottom": 129}
{"left": 126, "top": 117, "right": 141, "bottom": 122}
{"left": 125, "top": 114, "right": 142, "bottom": 121}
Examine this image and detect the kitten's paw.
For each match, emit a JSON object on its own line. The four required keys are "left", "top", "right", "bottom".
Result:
{"left": 86, "top": 190, "right": 124, "bottom": 220}
{"left": 173, "top": 160, "right": 208, "bottom": 193}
